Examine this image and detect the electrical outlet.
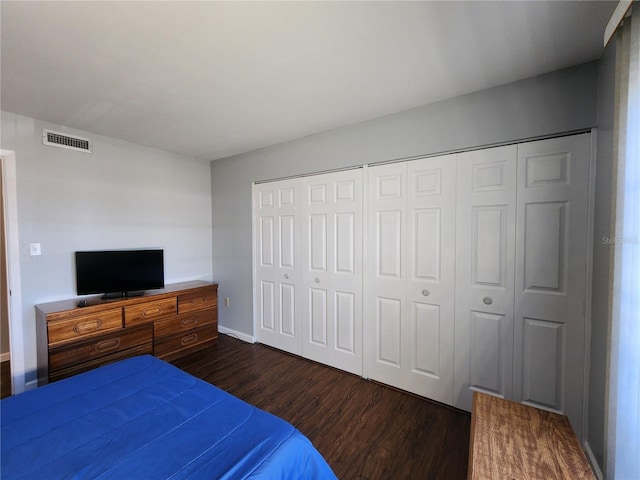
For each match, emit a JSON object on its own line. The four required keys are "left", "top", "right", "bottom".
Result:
{"left": 29, "top": 243, "right": 41, "bottom": 256}
{"left": 225, "top": 297, "right": 230, "bottom": 307}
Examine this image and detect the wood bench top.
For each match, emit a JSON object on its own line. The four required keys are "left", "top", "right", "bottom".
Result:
{"left": 468, "top": 391, "right": 595, "bottom": 480}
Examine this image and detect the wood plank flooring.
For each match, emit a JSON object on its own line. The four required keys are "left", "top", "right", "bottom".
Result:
{"left": 1, "top": 360, "right": 10, "bottom": 399}
{"left": 171, "top": 334, "right": 471, "bottom": 480}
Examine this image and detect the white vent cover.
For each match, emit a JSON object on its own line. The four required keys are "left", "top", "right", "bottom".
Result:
{"left": 42, "top": 129, "right": 92, "bottom": 153}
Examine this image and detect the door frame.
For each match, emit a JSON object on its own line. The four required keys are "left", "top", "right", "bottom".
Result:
{"left": 1, "top": 150, "right": 25, "bottom": 394}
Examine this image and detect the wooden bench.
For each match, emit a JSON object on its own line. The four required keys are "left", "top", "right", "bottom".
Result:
{"left": 468, "top": 392, "right": 595, "bottom": 479}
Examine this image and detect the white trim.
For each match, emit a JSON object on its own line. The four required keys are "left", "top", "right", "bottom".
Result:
{"left": 24, "top": 379, "right": 38, "bottom": 391}
{"left": 361, "top": 164, "right": 370, "bottom": 380}
{"left": 604, "top": 1, "right": 633, "bottom": 46}
{"left": 251, "top": 184, "right": 258, "bottom": 345}
{"left": 584, "top": 441, "right": 605, "bottom": 480}
{"left": 253, "top": 130, "right": 591, "bottom": 186}
{"left": 0, "top": 150, "right": 25, "bottom": 395}
{"left": 581, "top": 129, "right": 598, "bottom": 444}
{"left": 219, "top": 326, "right": 255, "bottom": 344}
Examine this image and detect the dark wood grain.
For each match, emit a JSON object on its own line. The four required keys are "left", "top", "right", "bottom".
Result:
{"left": 171, "top": 334, "right": 471, "bottom": 480}
{"left": 0, "top": 360, "right": 10, "bottom": 399}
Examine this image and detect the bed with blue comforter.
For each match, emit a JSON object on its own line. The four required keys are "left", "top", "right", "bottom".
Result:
{"left": 1, "top": 355, "right": 336, "bottom": 479}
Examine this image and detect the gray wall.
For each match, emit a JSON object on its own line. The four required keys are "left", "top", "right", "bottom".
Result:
{"left": 589, "top": 39, "right": 617, "bottom": 472}
{"left": 210, "top": 62, "right": 598, "bottom": 337}
{"left": 1, "top": 112, "right": 213, "bottom": 386}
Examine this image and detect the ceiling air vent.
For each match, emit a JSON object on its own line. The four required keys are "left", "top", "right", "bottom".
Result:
{"left": 43, "top": 129, "right": 92, "bottom": 153}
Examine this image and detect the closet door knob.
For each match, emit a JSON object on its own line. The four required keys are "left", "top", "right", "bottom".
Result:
{"left": 422, "top": 289, "right": 430, "bottom": 297}
{"left": 483, "top": 296, "right": 493, "bottom": 305}
{"left": 315, "top": 278, "right": 320, "bottom": 284}
{"left": 284, "top": 274, "right": 289, "bottom": 279}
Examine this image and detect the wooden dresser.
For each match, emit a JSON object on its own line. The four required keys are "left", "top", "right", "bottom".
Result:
{"left": 468, "top": 391, "right": 595, "bottom": 479}
{"left": 36, "top": 281, "right": 218, "bottom": 384}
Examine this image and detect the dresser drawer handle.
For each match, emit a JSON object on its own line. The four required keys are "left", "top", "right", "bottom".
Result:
{"left": 180, "top": 317, "right": 198, "bottom": 327}
{"left": 190, "top": 297, "right": 208, "bottom": 306}
{"left": 181, "top": 333, "right": 198, "bottom": 345}
{"left": 95, "top": 338, "right": 121, "bottom": 352}
{"left": 143, "top": 306, "right": 162, "bottom": 317}
{"left": 73, "top": 318, "right": 103, "bottom": 334}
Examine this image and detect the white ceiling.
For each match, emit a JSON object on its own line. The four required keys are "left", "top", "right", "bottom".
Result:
{"left": 1, "top": 1, "right": 615, "bottom": 161}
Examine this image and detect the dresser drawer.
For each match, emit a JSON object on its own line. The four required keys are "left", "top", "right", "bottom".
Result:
{"left": 178, "top": 289, "right": 217, "bottom": 314}
{"left": 154, "top": 325, "right": 217, "bottom": 360}
{"left": 49, "top": 325, "right": 153, "bottom": 372}
{"left": 47, "top": 308, "right": 123, "bottom": 347}
{"left": 49, "top": 342, "right": 154, "bottom": 383}
{"left": 124, "top": 297, "right": 177, "bottom": 327}
{"left": 154, "top": 309, "right": 217, "bottom": 339}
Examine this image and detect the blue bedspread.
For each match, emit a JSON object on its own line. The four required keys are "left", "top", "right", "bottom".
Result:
{"left": 1, "top": 355, "right": 337, "bottom": 479}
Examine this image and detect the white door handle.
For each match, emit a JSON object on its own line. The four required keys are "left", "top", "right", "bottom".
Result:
{"left": 483, "top": 296, "right": 493, "bottom": 305}
{"left": 284, "top": 274, "right": 289, "bottom": 279}
{"left": 314, "top": 278, "right": 320, "bottom": 284}
{"left": 422, "top": 289, "right": 430, "bottom": 297}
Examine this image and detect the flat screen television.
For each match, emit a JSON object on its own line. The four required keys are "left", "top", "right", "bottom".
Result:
{"left": 75, "top": 249, "right": 164, "bottom": 298}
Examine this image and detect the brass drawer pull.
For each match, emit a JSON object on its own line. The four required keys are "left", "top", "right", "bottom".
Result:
{"left": 95, "top": 338, "right": 121, "bottom": 352}
{"left": 180, "top": 317, "right": 198, "bottom": 327}
{"left": 181, "top": 333, "right": 198, "bottom": 346}
{"left": 73, "top": 318, "right": 103, "bottom": 334}
{"left": 143, "top": 306, "right": 162, "bottom": 317}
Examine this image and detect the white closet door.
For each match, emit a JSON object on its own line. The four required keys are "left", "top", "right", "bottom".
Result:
{"left": 366, "top": 162, "right": 407, "bottom": 387}
{"left": 367, "top": 156, "right": 456, "bottom": 404}
{"left": 513, "top": 134, "right": 591, "bottom": 439}
{"left": 454, "top": 145, "right": 517, "bottom": 412}
{"left": 253, "top": 179, "right": 303, "bottom": 355}
{"left": 301, "top": 169, "right": 363, "bottom": 375}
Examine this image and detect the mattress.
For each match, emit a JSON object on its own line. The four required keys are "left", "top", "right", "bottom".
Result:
{"left": 1, "top": 355, "right": 337, "bottom": 479}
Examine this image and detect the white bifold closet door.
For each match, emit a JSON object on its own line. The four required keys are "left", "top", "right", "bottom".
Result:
{"left": 253, "top": 179, "right": 304, "bottom": 356}
{"left": 453, "top": 145, "right": 518, "bottom": 411}
{"left": 253, "top": 133, "right": 592, "bottom": 434}
{"left": 366, "top": 155, "right": 456, "bottom": 404}
{"left": 453, "top": 134, "right": 591, "bottom": 439}
{"left": 253, "top": 169, "right": 363, "bottom": 375}
{"left": 301, "top": 170, "right": 363, "bottom": 375}
{"left": 512, "top": 134, "right": 591, "bottom": 439}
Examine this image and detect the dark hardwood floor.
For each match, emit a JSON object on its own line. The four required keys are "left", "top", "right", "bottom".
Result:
{"left": 1, "top": 360, "right": 11, "bottom": 399}
{"left": 171, "top": 334, "right": 471, "bottom": 480}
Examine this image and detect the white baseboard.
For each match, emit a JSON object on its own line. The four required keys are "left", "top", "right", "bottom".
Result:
{"left": 0, "top": 352, "right": 9, "bottom": 363}
{"left": 583, "top": 441, "right": 604, "bottom": 480}
{"left": 219, "top": 326, "right": 255, "bottom": 344}
{"left": 24, "top": 379, "right": 38, "bottom": 391}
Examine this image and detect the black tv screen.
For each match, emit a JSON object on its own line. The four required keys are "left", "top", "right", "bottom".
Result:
{"left": 75, "top": 249, "right": 164, "bottom": 297}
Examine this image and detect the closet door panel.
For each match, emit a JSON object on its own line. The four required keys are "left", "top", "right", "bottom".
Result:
{"left": 406, "top": 156, "right": 456, "bottom": 403}
{"left": 514, "top": 133, "right": 591, "bottom": 439}
{"left": 412, "top": 302, "right": 440, "bottom": 376}
{"left": 253, "top": 180, "right": 303, "bottom": 355}
{"left": 335, "top": 291, "right": 356, "bottom": 353}
{"left": 377, "top": 297, "right": 402, "bottom": 366}
{"left": 367, "top": 163, "right": 407, "bottom": 383}
{"left": 468, "top": 311, "right": 509, "bottom": 395}
{"left": 280, "top": 283, "right": 296, "bottom": 336}
{"left": 302, "top": 169, "right": 363, "bottom": 375}
{"left": 454, "top": 145, "right": 517, "bottom": 412}
{"left": 367, "top": 156, "right": 455, "bottom": 405}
